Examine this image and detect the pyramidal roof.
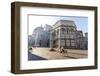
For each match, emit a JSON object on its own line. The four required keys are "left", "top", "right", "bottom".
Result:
{"left": 53, "top": 19, "right": 76, "bottom": 27}
{"left": 59, "top": 20, "right": 74, "bottom": 23}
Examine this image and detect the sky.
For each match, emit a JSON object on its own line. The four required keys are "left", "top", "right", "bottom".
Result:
{"left": 28, "top": 15, "right": 88, "bottom": 35}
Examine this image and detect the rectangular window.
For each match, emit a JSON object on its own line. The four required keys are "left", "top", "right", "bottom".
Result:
{"left": 60, "top": 40, "right": 65, "bottom": 46}
{"left": 66, "top": 40, "right": 70, "bottom": 46}
{"left": 71, "top": 40, "right": 75, "bottom": 43}
{"left": 71, "top": 42, "right": 75, "bottom": 46}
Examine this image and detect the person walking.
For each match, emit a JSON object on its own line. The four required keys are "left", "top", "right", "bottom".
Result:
{"left": 60, "top": 46, "right": 68, "bottom": 56}
{"left": 60, "top": 46, "right": 65, "bottom": 53}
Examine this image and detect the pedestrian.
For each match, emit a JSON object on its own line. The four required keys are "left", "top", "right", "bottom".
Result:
{"left": 60, "top": 46, "right": 68, "bottom": 56}
{"left": 60, "top": 46, "right": 65, "bottom": 53}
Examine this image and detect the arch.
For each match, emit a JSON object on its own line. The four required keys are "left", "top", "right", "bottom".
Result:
{"left": 67, "top": 28, "right": 69, "bottom": 34}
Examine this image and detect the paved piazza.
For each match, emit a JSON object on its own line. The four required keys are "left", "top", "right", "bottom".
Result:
{"left": 29, "top": 47, "right": 87, "bottom": 60}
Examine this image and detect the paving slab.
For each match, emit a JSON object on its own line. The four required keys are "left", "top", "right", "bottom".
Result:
{"left": 30, "top": 47, "right": 87, "bottom": 60}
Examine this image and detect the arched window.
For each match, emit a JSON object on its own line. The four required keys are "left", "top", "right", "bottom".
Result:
{"left": 71, "top": 28, "right": 74, "bottom": 33}
{"left": 61, "top": 28, "right": 66, "bottom": 34}
{"left": 57, "top": 29, "right": 59, "bottom": 36}
{"left": 67, "top": 28, "right": 69, "bottom": 34}
{"left": 52, "top": 32, "right": 55, "bottom": 36}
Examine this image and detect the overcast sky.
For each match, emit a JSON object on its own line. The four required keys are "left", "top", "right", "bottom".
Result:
{"left": 28, "top": 15, "right": 88, "bottom": 35}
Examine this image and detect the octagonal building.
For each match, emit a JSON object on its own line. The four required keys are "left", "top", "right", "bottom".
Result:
{"left": 50, "top": 20, "right": 77, "bottom": 49}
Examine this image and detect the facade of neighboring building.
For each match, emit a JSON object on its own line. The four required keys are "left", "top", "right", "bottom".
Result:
{"left": 76, "top": 31, "right": 84, "bottom": 49}
{"left": 29, "top": 24, "right": 52, "bottom": 47}
{"left": 28, "top": 35, "right": 35, "bottom": 47}
{"left": 50, "top": 20, "right": 88, "bottom": 49}
{"left": 82, "top": 33, "right": 88, "bottom": 49}
{"left": 76, "top": 31, "right": 88, "bottom": 49}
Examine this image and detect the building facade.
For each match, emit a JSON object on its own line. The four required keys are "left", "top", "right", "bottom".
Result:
{"left": 28, "top": 20, "right": 88, "bottom": 50}
{"left": 50, "top": 20, "right": 88, "bottom": 49}
{"left": 28, "top": 24, "right": 52, "bottom": 47}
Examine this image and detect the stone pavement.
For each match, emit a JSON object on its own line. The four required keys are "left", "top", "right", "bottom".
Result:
{"left": 30, "top": 47, "right": 87, "bottom": 60}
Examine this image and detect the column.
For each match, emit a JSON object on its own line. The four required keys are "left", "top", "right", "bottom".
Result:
{"left": 58, "top": 27, "right": 61, "bottom": 48}
{"left": 50, "top": 31, "right": 53, "bottom": 48}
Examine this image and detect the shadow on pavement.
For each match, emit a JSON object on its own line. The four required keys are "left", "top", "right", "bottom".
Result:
{"left": 64, "top": 55, "right": 77, "bottom": 59}
{"left": 68, "top": 52, "right": 87, "bottom": 56}
{"left": 28, "top": 51, "right": 47, "bottom": 60}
